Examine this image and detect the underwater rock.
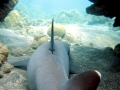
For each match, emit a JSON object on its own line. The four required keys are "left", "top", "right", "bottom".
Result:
{"left": 28, "top": 35, "right": 48, "bottom": 50}
{"left": 34, "top": 35, "right": 48, "bottom": 46}
{"left": 34, "top": 35, "right": 46, "bottom": 41}
{"left": 0, "top": 0, "right": 9, "bottom": 8}
{"left": 3, "top": 10, "right": 24, "bottom": 28}
{"left": 26, "top": 26, "right": 45, "bottom": 37}
{"left": 0, "top": 71, "right": 4, "bottom": 78}
{"left": 114, "top": 44, "right": 120, "bottom": 58}
{"left": 0, "top": 43, "right": 9, "bottom": 57}
{"left": 0, "top": 43, "right": 14, "bottom": 78}
{"left": 0, "top": 69, "right": 28, "bottom": 90}
{"left": 0, "top": 43, "right": 31, "bottom": 88}
{"left": 29, "top": 40, "right": 38, "bottom": 50}
{"left": 0, "top": 43, "right": 9, "bottom": 65}
{"left": 12, "top": 22, "right": 24, "bottom": 30}
{"left": 104, "top": 47, "right": 113, "bottom": 51}
{"left": 10, "top": 47, "right": 34, "bottom": 57}
{"left": 54, "top": 36, "right": 62, "bottom": 41}
{"left": 37, "top": 36, "right": 48, "bottom": 46}
{"left": 63, "top": 33, "right": 75, "bottom": 43}
{"left": 0, "top": 54, "right": 6, "bottom": 65}
{"left": 47, "top": 23, "right": 66, "bottom": 38}
{"left": 23, "top": 47, "right": 34, "bottom": 55}
{"left": 10, "top": 48, "right": 23, "bottom": 57}
{"left": 1, "top": 61, "right": 14, "bottom": 74}
{"left": 0, "top": 0, "right": 18, "bottom": 22}
{"left": 86, "top": 0, "right": 120, "bottom": 27}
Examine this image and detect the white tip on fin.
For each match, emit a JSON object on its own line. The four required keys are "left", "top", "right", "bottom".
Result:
{"left": 95, "top": 70, "right": 101, "bottom": 79}
{"left": 61, "top": 70, "right": 101, "bottom": 90}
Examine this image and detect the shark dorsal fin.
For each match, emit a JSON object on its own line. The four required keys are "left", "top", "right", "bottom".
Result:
{"left": 49, "top": 18, "right": 55, "bottom": 54}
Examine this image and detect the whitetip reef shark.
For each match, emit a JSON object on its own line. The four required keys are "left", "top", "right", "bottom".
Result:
{"left": 10, "top": 18, "right": 101, "bottom": 90}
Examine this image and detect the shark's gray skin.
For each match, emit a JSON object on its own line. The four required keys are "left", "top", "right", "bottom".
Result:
{"left": 10, "top": 18, "right": 101, "bottom": 90}
{"left": 27, "top": 18, "right": 101, "bottom": 90}
{"left": 27, "top": 40, "right": 69, "bottom": 90}
{"left": 27, "top": 40, "right": 101, "bottom": 90}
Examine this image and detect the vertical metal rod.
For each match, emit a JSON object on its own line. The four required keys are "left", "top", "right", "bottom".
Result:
{"left": 50, "top": 17, "right": 54, "bottom": 54}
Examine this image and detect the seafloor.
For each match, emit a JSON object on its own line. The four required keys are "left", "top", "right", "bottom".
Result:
{"left": 0, "top": 4, "right": 120, "bottom": 89}
{"left": 0, "top": 23, "right": 120, "bottom": 89}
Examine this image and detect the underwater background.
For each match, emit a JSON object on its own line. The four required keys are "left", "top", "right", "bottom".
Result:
{"left": 0, "top": 0, "right": 120, "bottom": 90}
{"left": 0, "top": 0, "right": 119, "bottom": 48}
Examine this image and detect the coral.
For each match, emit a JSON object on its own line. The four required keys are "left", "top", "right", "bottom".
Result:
{"left": 47, "top": 23, "right": 66, "bottom": 38}
{"left": 23, "top": 47, "right": 34, "bottom": 55}
{"left": 3, "top": 10, "right": 24, "bottom": 28}
{"left": 0, "top": 43, "right": 14, "bottom": 78}
{"left": 54, "top": 36, "right": 62, "bottom": 41}
{"left": 34, "top": 35, "right": 48, "bottom": 46}
{"left": 10, "top": 48, "right": 23, "bottom": 57}
{"left": 1, "top": 62, "right": 14, "bottom": 74}
{"left": 0, "top": 43, "right": 9, "bottom": 56}
{"left": 29, "top": 40, "right": 38, "bottom": 50}
{"left": 0, "top": 43, "right": 8, "bottom": 65}
{"left": 29, "top": 35, "right": 48, "bottom": 50}
{"left": 63, "top": 33, "right": 75, "bottom": 43}
{"left": 37, "top": 36, "right": 48, "bottom": 46}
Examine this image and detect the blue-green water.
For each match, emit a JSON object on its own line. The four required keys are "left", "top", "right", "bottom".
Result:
{"left": 18, "top": 0, "right": 92, "bottom": 14}
{"left": 15, "top": 0, "right": 93, "bottom": 20}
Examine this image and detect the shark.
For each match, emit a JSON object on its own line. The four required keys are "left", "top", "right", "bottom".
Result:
{"left": 10, "top": 18, "right": 101, "bottom": 90}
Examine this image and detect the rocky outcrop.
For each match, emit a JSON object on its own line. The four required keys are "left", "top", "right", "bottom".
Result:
{"left": 0, "top": 0, "right": 18, "bottom": 22}
{"left": 0, "top": 43, "right": 9, "bottom": 65}
{"left": 0, "top": 43, "right": 14, "bottom": 78}
{"left": 3, "top": 10, "right": 24, "bottom": 28}
{"left": 114, "top": 44, "right": 120, "bottom": 57}
{"left": 86, "top": 0, "right": 120, "bottom": 27}
{"left": 47, "top": 23, "right": 66, "bottom": 38}
{"left": 0, "top": 69, "right": 28, "bottom": 90}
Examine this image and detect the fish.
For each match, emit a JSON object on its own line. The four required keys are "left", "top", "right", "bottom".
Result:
{"left": 10, "top": 18, "right": 101, "bottom": 90}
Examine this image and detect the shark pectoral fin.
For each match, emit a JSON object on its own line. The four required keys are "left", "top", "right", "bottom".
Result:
{"left": 62, "top": 70, "right": 101, "bottom": 90}
{"left": 70, "top": 62, "right": 83, "bottom": 74}
{"left": 9, "top": 58, "right": 29, "bottom": 67}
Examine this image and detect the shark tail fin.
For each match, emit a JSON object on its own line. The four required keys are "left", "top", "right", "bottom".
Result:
{"left": 49, "top": 17, "right": 54, "bottom": 54}
{"left": 61, "top": 70, "right": 101, "bottom": 90}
